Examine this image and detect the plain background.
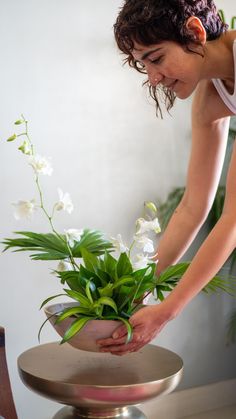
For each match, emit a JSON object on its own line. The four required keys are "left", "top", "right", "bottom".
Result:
{"left": 0, "top": 1, "right": 236, "bottom": 418}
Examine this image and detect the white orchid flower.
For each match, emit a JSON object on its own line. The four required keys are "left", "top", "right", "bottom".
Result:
{"left": 136, "top": 217, "right": 161, "bottom": 235}
{"left": 57, "top": 260, "right": 72, "bottom": 272}
{"left": 132, "top": 254, "right": 150, "bottom": 270}
{"left": 12, "top": 199, "right": 37, "bottom": 220}
{"left": 29, "top": 154, "right": 53, "bottom": 175}
{"left": 64, "top": 228, "right": 84, "bottom": 247}
{"left": 110, "top": 234, "right": 128, "bottom": 254}
{"left": 134, "top": 235, "right": 154, "bottom": 253}
{"left": 55, "top": 188, "right": 74, "bottom": 214}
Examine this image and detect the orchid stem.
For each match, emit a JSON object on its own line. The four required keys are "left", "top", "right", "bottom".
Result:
{"left": 21, "top": 116, "right": 80, "bottom": 271}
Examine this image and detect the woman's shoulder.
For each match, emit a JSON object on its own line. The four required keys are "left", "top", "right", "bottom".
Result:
{"left": 225, "top": 30, "right": 236, "bottom": 45}
{"left": 192, "top": 79, "right": 234, "bottom": 126}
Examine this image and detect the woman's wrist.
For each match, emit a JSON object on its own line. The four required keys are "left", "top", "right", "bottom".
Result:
{"left": 160, "top": 295, "right": 184, "bottom": 321}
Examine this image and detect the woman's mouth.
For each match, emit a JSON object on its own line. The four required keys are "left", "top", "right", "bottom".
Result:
{"left": 168, "top": 80, "right": 178, "bottom": 91}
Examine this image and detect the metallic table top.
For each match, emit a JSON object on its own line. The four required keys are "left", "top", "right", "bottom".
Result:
{"left": 18, "top": 342, "right": 183, "bottom": 409}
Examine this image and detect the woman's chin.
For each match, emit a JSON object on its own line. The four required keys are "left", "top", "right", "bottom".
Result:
{"left": 174, "top": 82, "right": 196, "bottom": 99}
{"left": 175, "top": 89, "right": 193, "bottom": 100}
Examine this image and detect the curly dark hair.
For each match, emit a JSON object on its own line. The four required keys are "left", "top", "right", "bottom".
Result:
{"left": 114, "top": 0, "right": 228, "bottom": 117}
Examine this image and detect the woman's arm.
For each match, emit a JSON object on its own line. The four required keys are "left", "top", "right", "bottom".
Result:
{"left": 156, "top": 80, "right": 231, "bottom": 274}
{"left": 164, "top": 101, "right": 236, "bottom": 316}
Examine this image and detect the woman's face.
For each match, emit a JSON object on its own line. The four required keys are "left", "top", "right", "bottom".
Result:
{"left": 132, "top": 40, "right": 205, "bottom": 99}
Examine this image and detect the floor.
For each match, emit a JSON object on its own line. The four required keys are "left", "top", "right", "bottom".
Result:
{"left": 182, "top": 404, "right": 236, "bottom": 419}
{"left": 141, "top": 403, "right": 236, "bottom": 419}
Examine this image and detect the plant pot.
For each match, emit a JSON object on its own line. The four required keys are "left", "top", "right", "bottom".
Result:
{"left": 44, "top": 302, "right": 122, "bottom": 352}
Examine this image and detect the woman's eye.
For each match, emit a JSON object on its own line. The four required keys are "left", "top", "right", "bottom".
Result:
{"left": 151, "top": 56, "right": 163, "bottom": 64}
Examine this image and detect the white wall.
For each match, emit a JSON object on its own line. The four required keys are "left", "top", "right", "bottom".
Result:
{"left": 0, "top": 1, "right": 236, "bottom": 418}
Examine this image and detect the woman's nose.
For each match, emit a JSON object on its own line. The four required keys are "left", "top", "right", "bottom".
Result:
{"left": 147, "top": 69, "right": 162, "bottom": 87}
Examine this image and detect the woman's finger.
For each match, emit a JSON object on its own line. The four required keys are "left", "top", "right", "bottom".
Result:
{"left": 112, "top": 324, "right": 129, "bottom": 339}
{"left": 100, "top": 343, "right": 134, "bottom": 353}
{"left": 97, "top": 335, "right": 126, "bottom": 347}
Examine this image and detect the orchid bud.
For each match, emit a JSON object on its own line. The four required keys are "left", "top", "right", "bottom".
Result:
{"left": 144, "top": 201, "right": 158, "bottom": 216}
{"left": 14, "top": 119, "right": 24, "bottom": 125}
{"left": 18, "top": 141, "right": 32, "bottom": 155}
{"left": 7, "top": 134, "right": 17, "bottom": 142}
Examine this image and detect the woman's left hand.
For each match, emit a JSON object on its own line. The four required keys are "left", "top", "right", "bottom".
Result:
{"left": 97, "top": 303, "right": 174, "bottom": 355}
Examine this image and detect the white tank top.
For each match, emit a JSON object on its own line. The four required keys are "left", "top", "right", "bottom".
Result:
{"left": 212, "top": 39, "right": 236, "bottom": 114}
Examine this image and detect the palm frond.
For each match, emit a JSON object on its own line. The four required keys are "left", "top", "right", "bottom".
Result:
{"left": 2, "top": 231, "right": 69, "bottom": 260}
{"left": 72, "top": 229, "right": 113, "bottom": 257}
{"left": 2, "top": 229, "right": 113, "bottom": 261}
{"left": 158, "top": 262, "right": 236, "bottom": 296}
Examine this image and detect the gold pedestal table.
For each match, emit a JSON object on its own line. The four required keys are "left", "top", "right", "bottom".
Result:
{"left": 18, "top": 342, "right": 183, "bottom": 419}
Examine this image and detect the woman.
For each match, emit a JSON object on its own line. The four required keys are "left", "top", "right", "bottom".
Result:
{"left": 98, "top": 0, "right": 236, "bottom": 355}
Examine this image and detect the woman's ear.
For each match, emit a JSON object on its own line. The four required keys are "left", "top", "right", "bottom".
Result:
{"left": 185, "top": 16, "right": 207, "bottom": 44}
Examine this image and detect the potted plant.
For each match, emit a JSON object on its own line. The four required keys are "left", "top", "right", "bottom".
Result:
{"left": 2, "top": 116, "right": 235, "bottom": 352}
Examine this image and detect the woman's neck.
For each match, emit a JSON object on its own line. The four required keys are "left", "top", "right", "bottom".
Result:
{"left": 202, "top": 31, "right": 236, "bottom": 83}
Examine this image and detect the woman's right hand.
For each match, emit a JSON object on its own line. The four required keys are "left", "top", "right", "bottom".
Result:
{"left": 98, "top": 301, "right": 175, "bottom": 355}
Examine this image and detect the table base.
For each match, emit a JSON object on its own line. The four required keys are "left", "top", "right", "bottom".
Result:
{"left": 53, "top": 406, "right": 146, "bottom": 419}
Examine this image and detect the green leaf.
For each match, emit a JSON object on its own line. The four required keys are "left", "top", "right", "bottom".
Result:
{"left": 130, "top": 273, "right": 148, "bottom": 306}
{"left": 118, "top": 280, "right": 146, "bottom": 313}
{"left": 143, "top": 263, "right": 156, "bottom": 281}
{"left": 106, "top": 316, "right": 133, "bottom": 344}
{"left": 96, "top": 297, "right": 118, "bottom": 314}
{"left": 156, "top": 288, "right": 165, "bottom": 301}
{"left": 65, "top": 289, "right": 91, "bottom": 308}
{"left": 117, "top": 286, "right": 136, "bottom": 312}
{"left": 95, "top": 268, "right": 111, "bottom": 287}
{"left": 118, "top": 317, "right": 133, "bottom": 343}
{"left": 79, "top": 265, "right": 95, "bottom": 280}
{"left": 133, "top": 284, "right": 154, "bottom": 300}
{"left": 98, "top": 283, "right": 113, "bottom": 297}
{"left": 85, "top": 280, "right": 94, "bottom": 304}
{"left": 112, "top": 276, "right": 135, "bottom": 289}
{"left": 81, "top": 248, "right": 100, "bottom": 273}
{"left": 77, "top": 265, "right": 102, "bottom": 292}
{"left": 14, "top": 119, "right": 24, "bottom": 125}
{"left": 61, "top": 316, "right": 92, "bottom": 343}
{"left": 39, "top": 293, "right": 67, "bottom": 309}
{"left": 116, "top": 252, "right": 133, "bottom": 278}
{"left": 103, "top": 252, "right": 118, "bottom": 281}
{"left": 159, "top": 262, "right": 190, "bottom": 282}
{"left": 117, "top": 265, "right": 156, "bottom": 312}
{"left": 38, "top": 311, "right": 60, "bottom": 343}
{"left": 57, "top": 270, "right": 84, "bottom": 292}
{"left": 55, "top": 306, "right": 93, "bottom": 323}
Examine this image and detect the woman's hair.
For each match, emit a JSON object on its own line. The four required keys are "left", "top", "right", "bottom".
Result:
{"left": 114, "top": 0, "right": 228, "bottom": 117}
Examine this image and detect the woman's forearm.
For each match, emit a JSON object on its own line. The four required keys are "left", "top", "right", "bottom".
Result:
{"left": 156, "top": 199, "right": 208, "bottom": 275}
{"left": 163, "top": 213, "right": 236, "bottom": 318}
